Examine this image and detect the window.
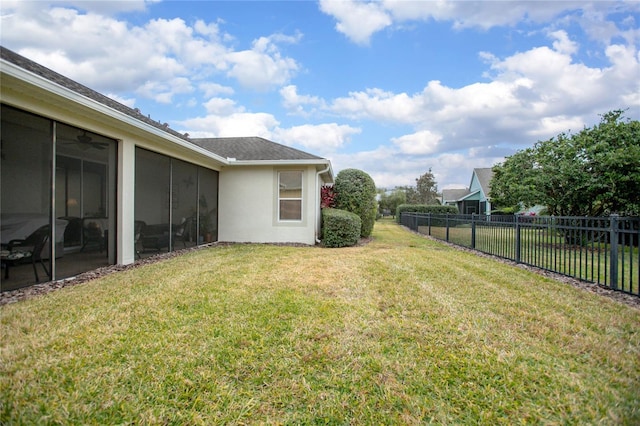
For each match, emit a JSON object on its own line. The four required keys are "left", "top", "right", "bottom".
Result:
{"left": 278, "top": 171, "right": 302, "bottom": 221}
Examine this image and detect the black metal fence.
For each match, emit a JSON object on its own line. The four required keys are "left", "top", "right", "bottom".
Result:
{"left": 401, "top": 213, "right": 640, "bottom": 297}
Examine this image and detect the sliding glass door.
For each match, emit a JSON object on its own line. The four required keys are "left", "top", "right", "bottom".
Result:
{"left": 134, "top": 148, "right": 218, "bottom": 258}
{"left": 55, "top": 122, "right": 117, "bottom": 274}
{"left": 1, "top": 105, "right": 116, "bottom": 291}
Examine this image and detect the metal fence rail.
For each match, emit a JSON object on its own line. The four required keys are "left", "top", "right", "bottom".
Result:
{"left": 401, "top": 213, "right": 640, "bottom": 297}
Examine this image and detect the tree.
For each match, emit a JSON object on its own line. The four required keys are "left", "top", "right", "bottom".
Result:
{"left": 490, "top": 147, "right": 543, "bottom": 211}
{"left": 415, "top": 169, "right": 439, "bottom": 204}
{"left": 395, "top": 185, "right": 419, "bottom": 204}
{"left": 490, "top": 110, "right": 640, "bottom": 216}
{"left": 334, "top": 168, "right": 377, "bottom": 237}
{"left": 378, "top": 188, "right": 406, "bottom": 216}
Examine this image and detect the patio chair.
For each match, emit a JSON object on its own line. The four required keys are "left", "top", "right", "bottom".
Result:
{"left": 81, "top": 218, "right": 105, "bottom": 253}
{"left": 134, "top": 220, "right": 146, "bottom": 259}
{"left": 173, "top": 217, "right": 194, "bottom": 249}
{"left": 3, "top": 225, "right": 50, "bottom": 282}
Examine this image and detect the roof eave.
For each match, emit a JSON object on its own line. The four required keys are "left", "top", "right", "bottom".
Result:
{"left": 458, "top": 190, "right": 481, "bottom": 201}
{"left": 226, "top": 159, "right": 331, "bottom": 167}
{"left": 227, "top": 158, "right": 334, "bottom": 182}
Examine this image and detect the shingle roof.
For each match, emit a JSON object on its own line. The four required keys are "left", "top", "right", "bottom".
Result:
{"left": 442, "top": 188, "right": 470, "bottom": 202}
{"left": 192, "top": 137, "right": 324, "bottom": 161}
{"left": 473, "top": 168, "right": 494, "bottom": 197}
{"left": 1, "top": 46, "right": 193, "bottom": 143}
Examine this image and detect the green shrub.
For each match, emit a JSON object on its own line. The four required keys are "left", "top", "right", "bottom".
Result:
{"left": 334, "top": 169, "right": 377, "bottom": 237}
{"left": 396, "top": 204, "right": 458, "bottom": 223}
{"left": 491, "top": 207, "right": 517, "bottom": 215}
{"left": 322, "top": 208, "right": 362, "bottom": 248}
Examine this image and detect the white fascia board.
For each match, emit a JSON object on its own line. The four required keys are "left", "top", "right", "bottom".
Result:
{"left": 1, "top": 59, "right": 228, "bottom": 165}
{"left": 458, "top": 190, "right": 480, "bottom": 201}
{"left": 228, "top": 159, "right": 334, "bottom": 183}
{"left": 227, "top": 159, "right": 331, "bottom": 167}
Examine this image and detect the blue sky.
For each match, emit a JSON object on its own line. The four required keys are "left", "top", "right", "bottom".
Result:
{"left": 2, "top": 1, "right": 639, "bottom": 189}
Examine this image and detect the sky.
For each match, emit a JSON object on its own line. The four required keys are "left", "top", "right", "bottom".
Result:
{"left": 1, "top": 1, "right": 639, "bottom": 190}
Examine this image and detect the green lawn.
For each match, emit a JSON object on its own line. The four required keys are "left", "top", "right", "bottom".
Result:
{"left": 420, "top": 225, "right": 640, "bottom": 294}
{"left": 2, "top": 219, "right": 639, "bottom": 424}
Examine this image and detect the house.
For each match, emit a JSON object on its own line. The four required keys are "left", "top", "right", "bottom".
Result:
{"left": 0, "top": 46, "right": 333, "bottom": 291}
{"left": 441, "top": 168, "right": 493, "bottom": 215}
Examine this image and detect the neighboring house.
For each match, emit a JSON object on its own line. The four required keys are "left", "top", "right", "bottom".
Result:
{"left": 441, "top": 188, "right": 471, "bottom": 208}
{"left": 0, "top": 46, "right": 333, "bottom": 290}
{"left": 441, "top": 168, "right": 494, "bottom": 215}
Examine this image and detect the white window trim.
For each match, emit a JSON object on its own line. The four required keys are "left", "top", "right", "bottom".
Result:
{"left": 277, "top": 170, "right": 303, "bottom": 222}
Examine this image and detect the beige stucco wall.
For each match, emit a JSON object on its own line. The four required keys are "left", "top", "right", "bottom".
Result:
{"left": 219, "top": 165, "right": 319, "bottom": 245}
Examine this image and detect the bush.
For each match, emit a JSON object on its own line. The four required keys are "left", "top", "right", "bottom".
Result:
{"left": 396, "top": 204, "right": 458, "bottom": 223}
{"left": 491, "top": 207, "right": 517, "bottom": 215}
{"left": 322, "top": 208, "right": 361, "bottom": 248}
{"left": 334, "top": 169, "right": 377, "bottom": 237}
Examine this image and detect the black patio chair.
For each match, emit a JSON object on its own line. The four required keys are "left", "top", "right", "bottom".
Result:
{"left": 4, "top": 225, "right": 50, "bottom": 282}
{"left": 134, "top": 220, "right": 146, "bottom": 259}
{"left": 81, "top": 218, "right": 105, "bottom": 253}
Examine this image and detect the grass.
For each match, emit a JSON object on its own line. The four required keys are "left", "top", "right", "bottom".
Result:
{"left": 2, "top": 219, "right": 639, "bottom": 424}
{"left": 420, "top": 224, "right": 640, "bottom": 294}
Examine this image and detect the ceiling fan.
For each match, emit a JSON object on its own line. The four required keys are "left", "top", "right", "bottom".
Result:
{"left": 64, "top": 131, "right": 109, "bottom": 150}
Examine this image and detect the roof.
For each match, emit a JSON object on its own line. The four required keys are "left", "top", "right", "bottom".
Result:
{"left": 472, "top": 168, "right": 494, "bottom": 197}
{"left": 0, "top": 46, "right": 191, "bottom": 143}
{"left": 192, "top": 137, "right": 324, "bottom": 162}
{"left": 441, "top": 188, "right": 470, "bottom": 202}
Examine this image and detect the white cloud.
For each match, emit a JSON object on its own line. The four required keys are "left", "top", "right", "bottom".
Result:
{"left": 308, "top": 26, "right": 639, "bottom": 188}
{"left": 0, "top": 2, "right": 299, "bottom": 98}
{"left": 136, "top": 77, "right": 194, "bottom": 104}
{"left": 200, "top": 82, "right": 235, "bottom": 98}
{"left": 225, "top": 36, "right": 300, "bottom": 91}
{"left": 329, "top": 143, "right": 504, "bottom": 190}
{"left": 527, "top": 116, "right": 586, "bottom": 137}
{"left": 178, "top": 112, "right": 280, "bottom": 138}
{"left": 203, "top": 98, "right": 241, "bottom": 116}
{"left": 274, "top": 123, "right": 361, "bottom": 154}
{"left": 319, "top": 0, "right": 391, "bottom": 45}
{"left": 330, "top": 89, "right": 423, "bottom": 123}
{"left": 391, "top": 130, "right": 442, "bottom": 155}
{"left": 549, "top": 30, "right": 579, "bottom": 55}
{"left": 320, "top": 1, "right": 637, "bottom": 45}
{"left": 313, "top": 28, "right": 638, "bottom": 155}
{"left": 105, "top": 93, "right": 136, "bottom": 108}
{"left": 280, "top": 85, "right": 326, "bottom": 115}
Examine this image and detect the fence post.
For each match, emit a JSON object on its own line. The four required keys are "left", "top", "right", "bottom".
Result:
{"left": 446, "top": 214, "right": 450, "bottom": 242}
{"left": 515, "top": 214, "right": 521, "bottom": 263}
{"left": 428, "top": 213, "right": 432, "bottom": 236}
{"left": 609, "top": 214, "right": 619, "bottom": 290}
{"left": 471, "top": 213, "right": 476, "bottom": 249}
{"left": 413, "top": 213, "right": 418, "bottom": 232}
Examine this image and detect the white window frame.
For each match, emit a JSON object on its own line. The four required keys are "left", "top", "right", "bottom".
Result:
{"left": 277, "top": 170, "right": 303, "bottom": 222}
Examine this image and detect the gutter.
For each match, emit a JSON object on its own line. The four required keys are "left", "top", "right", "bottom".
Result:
{"left": 225, "top": 159, "right": 330, "bottom": 167}
{"left": 315, "top": 162, "right": 333, "bottom": 244}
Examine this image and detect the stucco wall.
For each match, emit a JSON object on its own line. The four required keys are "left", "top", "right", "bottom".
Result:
{"left": 218, "top": 165, "right": 318, "bottom": 245}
